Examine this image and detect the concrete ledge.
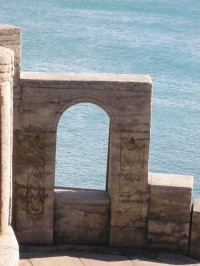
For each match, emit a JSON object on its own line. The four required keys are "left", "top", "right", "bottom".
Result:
{"left": 0, "top": 226, "right": 19, "bottom": 266}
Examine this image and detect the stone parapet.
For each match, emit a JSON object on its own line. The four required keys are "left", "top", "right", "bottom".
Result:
{"left": 147, "top": 173, "right": 193, "bottom": 255}
{"left": 54, "top": 188, "right": 110, "bottom": 245}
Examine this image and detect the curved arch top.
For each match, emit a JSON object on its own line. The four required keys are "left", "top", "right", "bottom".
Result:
{"left": 20, "top": 72, "right": 152, "bottom": 133}
{"left": 54, "top": 96, "right": 113, "bottom": 132}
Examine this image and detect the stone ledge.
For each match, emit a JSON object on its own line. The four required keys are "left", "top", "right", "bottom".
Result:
{"left": 149, "top": 172, "right": 193, "bottom": 188}
{"left": 54, "top": 187, "right": 110, "bottom": 205}
{"left": 20, "top": 71, "right": 152, "bottom": 83}
{"left": 0, "top": 24, "right": 20, "bottom": 35}
{"left": 0, "top": 226, "right": 19, "bottom": 266}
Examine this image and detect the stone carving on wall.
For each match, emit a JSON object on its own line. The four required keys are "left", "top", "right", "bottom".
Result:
{"left": 120, "top": 137, "right": 145, "bottom": 182}
{"left": 27, "top": 135, "right": 45, "bottom": 215}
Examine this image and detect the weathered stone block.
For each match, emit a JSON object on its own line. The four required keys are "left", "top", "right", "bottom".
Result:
{"left": 111, "top": 200, "right": 148, "bottom": 227}
{"left": 110, "top": 226, "right": 146, "bottom": 247}
{"left": 189, "top": 198, "right": 200, "bottom": 260}
{"left": 147, "top": 219, "right": 189, "bottom": 255}
{"left": 149, "top": 173, "right": 193, "bottom": 223}
{"left": 54, "top": 188, "right": 110, "bottom": 245}
{"left": 108, "top": 131, "right": 149, "bottom": 197}
{"left": 15, "top": 208, "right": 53, "bottom": 244}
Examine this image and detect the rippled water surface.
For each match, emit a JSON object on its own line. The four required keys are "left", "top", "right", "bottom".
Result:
{"left": 1, "top": 0, "right": 199, "bottom": 195}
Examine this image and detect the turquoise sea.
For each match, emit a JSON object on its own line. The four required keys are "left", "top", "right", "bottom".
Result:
{"left": 0, "top": 1, "right": 199, "bottom": 196}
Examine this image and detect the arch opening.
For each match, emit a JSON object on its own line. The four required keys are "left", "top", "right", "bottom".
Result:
{"left": 55, "top": 103, "right": 110, "bottom": 190}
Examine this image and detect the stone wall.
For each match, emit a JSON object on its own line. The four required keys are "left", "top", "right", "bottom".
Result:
{"left": 0, "top": 23, "right": 200, "bottom": 262}
{"left": 14, "top": 71, "right": 152, "bottom": 246}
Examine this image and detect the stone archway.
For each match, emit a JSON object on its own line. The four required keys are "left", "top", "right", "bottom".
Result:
{"left": 13, "top": 71, "right": 152, "bottom": 247}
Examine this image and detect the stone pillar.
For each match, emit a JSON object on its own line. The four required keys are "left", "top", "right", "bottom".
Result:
{"left": 0, "top": 25, "right": 21, "bottom": 85}
{"left": 109, "top": 78, "right": 152, "bottom": 248}
{"left": 0, "top": 46, "right": 19, "bottom": 266}
{"left": 147, "top": 173, "right": 193, "bottom": 255}
{"left": 0, "top": 24, "right": 21, "bottom": 130}
{"left": 189, "top": 198, "right": 200, "bottom": 260}
{"left": 0, "top": 24, "right": 21, "bottom": 235}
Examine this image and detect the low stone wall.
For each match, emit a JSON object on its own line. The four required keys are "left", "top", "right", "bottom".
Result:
{"left": 54, "top": 188, "right": 110, "bottom": 245}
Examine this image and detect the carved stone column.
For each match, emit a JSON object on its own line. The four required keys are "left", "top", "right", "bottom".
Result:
{"left": 108, "top": 78, "right": 152, "bottom": 248}
{"left": 0, "top": 46, "right": 19, "bottom": 266}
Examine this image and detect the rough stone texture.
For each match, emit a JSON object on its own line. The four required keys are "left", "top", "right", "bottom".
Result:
{"left": 13, "top": 71, "right": 152, "bottom": 246}
{"left": 148, "top": 173, "right": 193, "bottom": 255}
{"left": 148, "top": 220, "right": 190, "bottom": 254}
{"left": 190, "top": 198, "right": 200, "bottom": 260}
{"left": 54, "top": 188, "right": 110, "bottom": 245}
{"left": 0, "top": 24, "right": 21, "bottom": 87}
{"left": 0, "top": 227, "right": 19, "bottom": 266}
{"left": 149, "top": 173, "right": 193, "bottom": 223}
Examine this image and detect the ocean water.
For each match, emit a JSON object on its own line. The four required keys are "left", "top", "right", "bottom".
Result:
{"left": 0, "top": 1, "right": 199, "bottom": 196}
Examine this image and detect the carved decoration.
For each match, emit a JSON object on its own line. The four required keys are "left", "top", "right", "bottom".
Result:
{"left": 120, "top": 137, "right": 145, "bottom": 182}
{"left": 27, "top": 135, "right": 45, "bottom": 215}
